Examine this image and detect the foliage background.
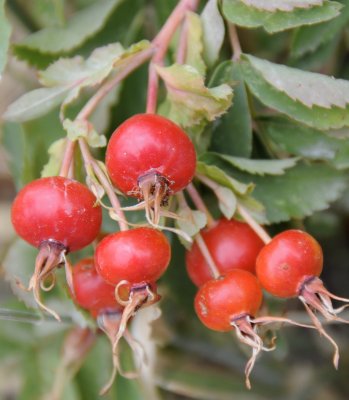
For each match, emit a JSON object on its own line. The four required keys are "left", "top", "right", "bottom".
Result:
{"left": 1, "top": 0, "right": 349, "bottom": 399}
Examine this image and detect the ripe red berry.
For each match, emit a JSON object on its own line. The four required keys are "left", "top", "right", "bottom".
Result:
{"left": 71, "top": 258, "right": 121, "bottom": 317}
{"left": 186, "top": 218, "right": 264, "bottom": 286}
{"left": 256, "top": 230, "right": 323, "bottom": 298}
{"left": 106, "top": 114, "right": 196, "bottom": 202}
{"left": 195, "top": 269, "right": 263, "bottom": 332}
{"left": 95, "top": 227, "right": 171, "bottom": 286}
{"left": 256, "top": 229, "right": 349, "bottom": 367}
{"left": 11, "top": 176, "right": 102, "bottom": 252}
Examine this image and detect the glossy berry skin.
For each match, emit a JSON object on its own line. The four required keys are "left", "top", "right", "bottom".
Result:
{"left": 95, "top": 227, "right": 171, "bottom": 285}
{"left": 256, "top": 230, "right": 323, "bottom": 298}
{"left": 106, "top": 114, "right": 196, "bottom": 196}
{"left": 72, "top": 258, "right": 120, "bottom": 316}
{"left": 186, "top": 218, "right": 264, "bottom": 287}
{"left": 195, "top": 270, "right": 263, "bottom": 332}
{"left": 11, "top": 177, "right": 102, "bottom": 252}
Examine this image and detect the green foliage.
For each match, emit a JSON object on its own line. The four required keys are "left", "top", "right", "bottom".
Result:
{"left": 201, "top": 0, "right": 225, "bottom": 67}
{"left": 210, "top": 62, "right": 253, "bottom": 157}
{"left": 2, "top": 1, "right": 349, "bottom": 399}
{"left": 13, "top": 0, "right": 123, "bottom": 57}
{"left": 204, "top": 155, "right": 347, "bottom": 223}
{"left": 259, "top": 117, "right": 349, "bottom": 169}
{"left": 291, "top": 0, "right": 349, "bottom": 58}
{"left": 157, "top": 64, "right": 233, "bottom": 129}
{"left": 222, "top": 0, "right": 341, "bottom": 33}
{"left": 4, "top": 40, "right": 150, "bottom": 123}
{"left": 241, "top": 54, "right": 349, "bottom": 129}
{"left": 0, "top": 0, "right": 11, "bottom": 75}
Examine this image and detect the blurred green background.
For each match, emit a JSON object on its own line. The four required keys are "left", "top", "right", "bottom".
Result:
{"left": 1, "top": 0, "right": 349, "bottom": 399}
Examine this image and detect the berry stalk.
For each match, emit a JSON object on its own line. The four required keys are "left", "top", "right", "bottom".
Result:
{"left": 186, "top": 183, "right": 215, "bottom": 228}
{"left": 196, "top": 173, "right": 271, "bottom": 244}
{"left": 146, "top": 0, "right": 200, "bottom": 113}
{"left": 78, "top": 138, "right": 128, "bottom": 231}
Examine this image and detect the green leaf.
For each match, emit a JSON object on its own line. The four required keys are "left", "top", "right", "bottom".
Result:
{"left": 33, "top": 0, "right": 65, "bottom": 28}
{"left": 291, "top": 0, "right": 349, "bottom": 58}
{"left": 13, "top": 0, "right": 123, "bottom": 56}
{"left": 222, "top": 0, "right": 342, "bottom": 33}
{"left": 40, "top": 41, "right": 149, "bottom": 87}
{"left": 216, "top": 186, "right": 237, "bottom": 219}
{"left": 241, "top": 54, "right": 349, "bottom": 129}
{"left": 245, "top": 54, "right": 349, "bottom": 108}
{"left": 210, "top": 62, "right": 253, "bottom": 157}
{"left": 196, "top": 160, "right": 253, "bottom": 195}
{"left": 177, "top": 209, "right": 207, "bottom": 238}
{"left": 41, "top": 138, "right": 66, "bottom": 177}
{"left": 0, "top": 0, "right": 11, "bottom": 75}
{"left": 205, "top": 152, "right": 299, "bottom": 175}
{"left": 38, "top": 43, "right": 123, "bottom": 86}
{"left": 63, "top": 119, "right": 106, "bottom": 148}
{"left": 259, "top": 117, "right": 349, "bottom": 169}
{"left": 240, "top": 0, "right": 326, "bottom": 12}
{"left": 5, "top": 40, "right": 149, "bottom": 123}
{"left": 201, "top": 0, "right": 225, "bottom": 67}
{"left": 156, "top": 64, "right": 233, "bottom": 128}
{"left": 228, "top": 163, "right": 348, "bottom": 223}
{"left": 3, "top": 86, "right": 70, "bottom": 123}
{"left": 186, "top": 12, "right": 206, "bottom": 75}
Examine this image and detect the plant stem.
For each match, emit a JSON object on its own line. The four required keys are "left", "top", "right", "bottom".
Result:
{"left": 177, "top": 191, "right": 220, "bottom": 279}
{"left": 176, "top": 17, "right": 189, "bottom": 64}
{"left": 58, "top": 47, "right": 154, "bottom": 177}
{"left": 79, "top": 47, "right": 154, "bottom": 120}
{"left": 78, "top": 138, "right": 128, "bottom": 231}
{"left": 59, "top": 139, "right": 75, "bottom": 177}
{"left": 195, "top": 233, "right": 220, "bottom": 279}
{"left": 186, "top": 183, "right": 215, "bottom": 228}
{"left": 196, "top": 173, "right": 272, "bottom": 244}
{"left": 237, "top": 203, "right": 272, "bottom": 244}
{"left": 0, "top": 308, "right": 73, "bottom": 324}
{"left": 146, "top": 0, "right": 199, "bottom": 113}
{"left": 228, "top": 23, "right": 242, "bottom": 61}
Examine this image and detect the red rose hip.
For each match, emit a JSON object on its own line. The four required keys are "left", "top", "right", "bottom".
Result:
{"left": 195, "top": 269, "right": 263, "bottom": 332}
{"left": 256, "top": 229, "right": 349, "bottom": 367}
{"left": 71, "top": 258, "right": 121, "bottom": 317}
{"left": 95, "top": 227, "right": 171, "bottom": 286}
{"left": 11, "top": 176, "right": 102, "bottom": 252}
{"left": 186, "top": 218, "right": 264, "bottom": 286}
{"left": 11, "top": 176, "right": 102, "bottom": 320}
{"left": 106, "top": 114, "right": 196, "bottom": 224}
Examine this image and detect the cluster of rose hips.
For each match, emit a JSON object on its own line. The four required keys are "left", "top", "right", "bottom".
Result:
{"left": 10, "top": 113, "right": 349, "bottom": 392}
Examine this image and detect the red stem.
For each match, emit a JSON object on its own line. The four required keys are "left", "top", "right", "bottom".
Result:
{"left": 186, "top": 183, "right": 215, "bottom": 228}
{"left": 176, "top": 17, "right": 189, "bottom": 64}
{"left": 146, "top": 0, "right": 199, "bottom": 113}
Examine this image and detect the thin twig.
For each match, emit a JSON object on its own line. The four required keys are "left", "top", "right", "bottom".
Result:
{"left": 78, "top": 138, "right": 128, "bottom": 231}
{"left": 146, "top": 0, "right": 199, "bottom": 113}
{"left": 176, "top": 17, "right": 189, "bottom": 64}
{"left": 177, "top": 191, "right": 220, "bottom": 280}
{"left": 0, "top": 308, "right": 73, "bottom": 324}
{"left": 58, "top": 47, "right": 155, "bottom": 177}
{"left": 195, "top": 233, "right": 220, "bottom": 279}
{"left": 59, "top": 139, "right": 75, "bottom": 177}
{"left": 228, "top": 23, "right": 242, "bottom": 61}
{"left": 237, "top": 204, "right": 271, "bottom": 244}
{"left": 196, "top": 173, "right": 271, "bottom": 244}
{"left": 186, "top": 183, "right": 215, "bottom": 228}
